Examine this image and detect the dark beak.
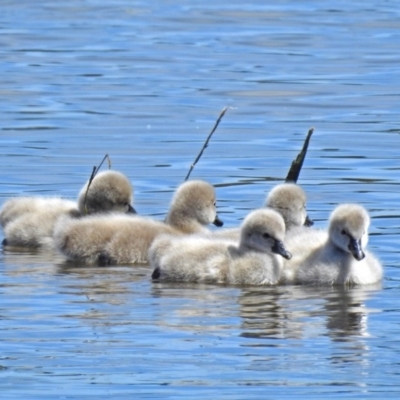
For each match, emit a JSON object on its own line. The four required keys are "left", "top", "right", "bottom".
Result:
{"left": 272, "top": 240, "right": 292, "bottom": 260}
{"left": 304, "top": 215, "right": 314, "bottom": 227}
{"left": 152, "top": 267, "right": 161, "bottom": 279}
{"left": 127, "top": 204, "right": 137, "bottom": 214}
{"left": 213, "top": 215, "right": 224, "bottom": 227}
{"left": 348, "top": 238, "right": 365, "bottom": 261}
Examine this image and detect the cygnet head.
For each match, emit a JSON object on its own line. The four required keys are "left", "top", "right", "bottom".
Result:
{"left": 265, "top": 183, "right": 313, "bottom": 229}
{"left": 240, "top": 208, "right": 292, "bottom": 259}
{"left": 328, "top": 204, "right": 370, "bottom": 261}
{"left": 165, "top": 180, "right": 223, "bottom": 231}
{"left": 77, "top": 170, "right": 136, "bottom": 215}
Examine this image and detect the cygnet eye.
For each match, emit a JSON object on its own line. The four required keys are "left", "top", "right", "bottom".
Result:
{"left": 262, "top": 232, "right": 270, "bottom": 239}
{"left": 341, "top": 229, "right": 347, "bottom": 235}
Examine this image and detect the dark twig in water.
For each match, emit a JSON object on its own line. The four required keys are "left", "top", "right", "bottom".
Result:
{"left": 285, "top": 128, "right": 314, "bottom": 183}
{"left": 184, "top": 107, "right": 229, "bottom": 181}
{"left": 83, "top": 154, "right": 112, "bottom": 214}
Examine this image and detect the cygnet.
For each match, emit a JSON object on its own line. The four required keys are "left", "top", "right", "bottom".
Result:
{"left": 281, "top": 203, "right": 383, "bottom": 286}
{"left": 266, "top": 183, "right": 313, "bottom": 230}
{"left": 54, "top": 180, "right": 223, "bottom": 265}
{"left": 150, "top": 208, "right": 292, "bottom": 285}
{"left": 212, "top": 183, "right": 313, "bottom": 241}
{"left": 1, "top": 170, "right": 135, "bottom": 248}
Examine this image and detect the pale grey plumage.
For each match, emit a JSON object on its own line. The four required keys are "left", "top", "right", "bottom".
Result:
{"left": 77, "top": 170, "right": 135, "bottom": 215}
{"left": 281, "top": 204, "right": 383, "bottom": 286}
{"left": 150, "top": 208, "right": 292, "bottom": 285}
{"left": 55, "top": 180, "right": 223, "bottom": 265}
{"left": 266, "top": 183, "right": 312, "bottom": 230}
{"left": 1, "top": 170, "right": 134, "bottom": 248}
{"left": 212, "top": 183, "right": 312, "bottom": 241}
{"left": 0, "top": 197, "right": 77, "bottom": 229}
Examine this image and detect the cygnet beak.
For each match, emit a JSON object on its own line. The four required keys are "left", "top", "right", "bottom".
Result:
{"left": 304, "top": 215, "right": 314, "bottom": 227}
{"left": 348, "top": 237, "right": 365, "bottom": 261}
{"left": 127, "top": 204, "right": 137, "bottom": 214}
{"left": 213, "top": 215, "right": 224, "bottom": 227}
{"left": 272, "top": 240, "right": 292, "bottom": 260}
{"left": 152, "top": 267, "right": 161, "bottom": 279}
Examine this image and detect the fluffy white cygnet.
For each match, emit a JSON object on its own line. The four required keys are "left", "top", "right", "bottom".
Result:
{"left": 150, "top": 208, "right": 292, "bottom": 285}
{"left": 54, "top": 180, "right": 223, "bottom": 265}
{"left": 281, "top": 203, "right": 383, "bottom": 286}
{"left": 1, "top": 170, "right": 135, "bottom": 248}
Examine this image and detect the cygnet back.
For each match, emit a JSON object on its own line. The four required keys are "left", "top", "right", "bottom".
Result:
{"left": 0, "top": 197, "right": 77, "bottom": 229}
{"left": 1, "top": 198, "right": 79, "bottom": 248}
{"left": 55, "top": 213, "right": 173, "bottom": 265}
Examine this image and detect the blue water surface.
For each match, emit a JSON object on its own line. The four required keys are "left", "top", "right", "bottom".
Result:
{"left": 1, "top": 0, "right": 400, "bottom": 398}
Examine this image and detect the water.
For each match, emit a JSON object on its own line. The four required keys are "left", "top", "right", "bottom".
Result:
{"left": 1, "top": 0, "right": 400, "bottom": 398}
